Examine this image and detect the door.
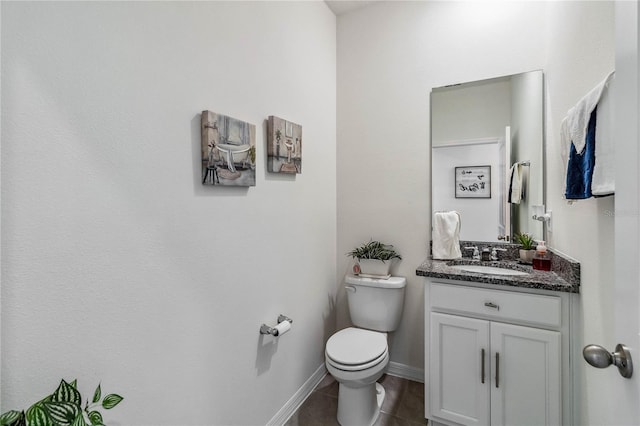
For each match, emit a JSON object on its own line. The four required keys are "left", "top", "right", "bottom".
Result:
{"left": 430, "top": 313, "right": 490, "bottom": 426}
{"left": 607, "top": 1, "right": 640, "bottom": 423}
{"left": 581, "top": 2, "right": 640, "bottom": 423}
{"left": 490, "top": 322, "right": 561, "bottom": 426}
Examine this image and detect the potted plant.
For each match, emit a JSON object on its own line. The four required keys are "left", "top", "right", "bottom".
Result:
{"left": 347, "top": 240, "right": 402, "bottom": 276}
{"left": 514, "top": 232, "right": 536, "bottom": 264}
{"left": 0, "top": 379, "right": 123, "bottom": 426}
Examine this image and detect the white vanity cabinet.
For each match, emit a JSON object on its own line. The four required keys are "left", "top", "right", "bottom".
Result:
{"left": 426, "top": 280, "right": 569, "bottom": 426}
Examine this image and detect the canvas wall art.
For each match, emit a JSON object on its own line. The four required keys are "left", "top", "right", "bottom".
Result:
{"left": 201, "top": 110, "right": 256, "bottom": 187}
{"left": 267, "top": 116, "right": 302, "bottom": 174}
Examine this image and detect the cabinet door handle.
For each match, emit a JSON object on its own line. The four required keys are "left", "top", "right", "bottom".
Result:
{"left": 495, "top": 352, "right": 500, "bottom": 388}
{"left": 481, "top": 348, "right": 486, "bottom": 384}
{"left": 484, "top": 302, "right": 499, "bottom": 310}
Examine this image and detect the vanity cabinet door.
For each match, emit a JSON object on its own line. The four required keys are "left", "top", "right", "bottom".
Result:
{"left": 430, "top": 312, "right": 490, "bottom": 426}
{"left": 490, "top": 322, "right": 561, "bottom": 426}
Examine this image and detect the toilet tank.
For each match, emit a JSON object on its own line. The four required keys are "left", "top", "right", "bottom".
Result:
{"left": 345, "top": 275, "right": 406, "bottom": 332}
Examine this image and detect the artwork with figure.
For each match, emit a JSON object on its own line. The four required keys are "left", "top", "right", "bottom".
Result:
{"left": 267, "top": 116, "right": 302, "bottom": 174}
{"left": 201, "top": 110, "right": 256, "bottom": 187}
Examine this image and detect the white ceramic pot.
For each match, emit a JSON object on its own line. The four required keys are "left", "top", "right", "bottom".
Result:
{"left": 519, "top": 249, "right": 535, "bottom": 264}
{"left": 358, "top": 259, "right": 391, "bottom": 276}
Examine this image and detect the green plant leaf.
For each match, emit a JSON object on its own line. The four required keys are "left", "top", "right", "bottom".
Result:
{"left": 15, "top": 411, "right": 26, "bottom": 426}
{"left": 87, "top": 411, "right": 103, "bottom": 426}
{"left": 25, "top": 405, "right": 51, "bottom": 426}
{"left": 43, "top": 402, "right": 79, "bottom": 426}
{"left": 101, "top": 394, "right": 123, "bottom": 410}
{"left": 0, "top": 411, "right": 23, "bottom": 426}
{"left": 347, "top": 240, "right": 401, "bottom": 261}
{"left": 514, "top": 232, "right": 536, "bottom": 249}
{"left": 33, "top": 394, "right": 52, "bottom": 407}
{"left": 70, "top": 413, "right": 86, "bottom": 426}
{"left": 52, "top": 380, "right": 81, "bottom": 405}
{"left": 92, "top": 385, "right": 101, "bottom": 404}
{"left": 69, "top": 380, "right": 77, "bottom": 389}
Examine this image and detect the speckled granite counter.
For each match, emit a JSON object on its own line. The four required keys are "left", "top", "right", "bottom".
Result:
{"left": 416, "top": 241, "right": 581, "bottom": 293}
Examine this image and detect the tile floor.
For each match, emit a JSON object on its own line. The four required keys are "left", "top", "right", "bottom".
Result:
{"left": 285, "top": 374, "right": 427, "bottom": 426}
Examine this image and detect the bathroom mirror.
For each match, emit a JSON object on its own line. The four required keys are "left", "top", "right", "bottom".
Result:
{"left": 431, "top": 70, "right": 544, "bottom": 242}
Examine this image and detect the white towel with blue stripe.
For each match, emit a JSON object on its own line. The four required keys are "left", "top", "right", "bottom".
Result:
{"left": 565, "top": 71, "right": 614, "bottom": 155}
{"left": 561, "top": 71, "right": 615, "bottom": 199}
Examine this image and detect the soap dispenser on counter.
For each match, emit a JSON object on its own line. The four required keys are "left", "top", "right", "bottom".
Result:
{"left": 533, "top": 240, "right": 551, "bottom": 271}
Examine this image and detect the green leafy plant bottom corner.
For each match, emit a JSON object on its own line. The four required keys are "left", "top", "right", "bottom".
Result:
{"left": 0, "top": 379, "right": 123, "bottom": 426}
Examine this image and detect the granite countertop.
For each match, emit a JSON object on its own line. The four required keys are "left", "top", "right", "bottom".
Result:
{"left": 416, "top": 241, "right": 581, "bottom": 294}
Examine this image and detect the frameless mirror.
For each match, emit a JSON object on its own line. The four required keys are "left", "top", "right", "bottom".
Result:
{"left": 431, "top": 70, "right": 544, "bottom": 242}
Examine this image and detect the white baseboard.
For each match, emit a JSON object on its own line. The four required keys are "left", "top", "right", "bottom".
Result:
{"left": 267, "top": 363, "right": 327, "bottom": 426}
{"left": 386, "top": 361, "right": 425, "bottom": 383}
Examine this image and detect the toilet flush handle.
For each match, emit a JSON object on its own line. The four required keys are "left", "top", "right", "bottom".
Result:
{"left": 345, "top": 285, "right": 357, "bottom": 293}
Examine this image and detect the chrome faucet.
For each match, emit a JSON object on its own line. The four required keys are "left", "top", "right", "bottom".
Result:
{"left": 465, "top": 246, "right": 480, "bottom": 260}
{"left": 491, "top": 247, "right": 508, "bottom": 261}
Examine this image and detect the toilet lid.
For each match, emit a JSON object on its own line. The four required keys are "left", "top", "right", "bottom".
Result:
{"left": 326, "top": 327, "right": 387, "bottom": 366}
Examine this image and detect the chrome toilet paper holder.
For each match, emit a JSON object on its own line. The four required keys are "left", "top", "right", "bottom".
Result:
{"left": 260, "top": 314, "right": 293, "bottom": 336}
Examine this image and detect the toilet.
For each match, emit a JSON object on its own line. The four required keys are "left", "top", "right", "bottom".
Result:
{"left": 325, "top": 275, "right": 407, "bottom": 426}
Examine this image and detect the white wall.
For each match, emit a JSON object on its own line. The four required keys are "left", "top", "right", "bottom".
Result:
{"left": 431, "top": 79, "right": 511, "bottom": 144}
{"left": 337, "top": 0, "right": 547, "bottom": 373}
{"left": 337, "top": 5, "right": 614, "bottom": 426}
{"left": 1, "top": 2, "right": 336, "bottom": 425}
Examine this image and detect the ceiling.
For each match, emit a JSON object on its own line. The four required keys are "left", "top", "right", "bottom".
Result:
{"left": 325, "top": 1, "right": 377, "bottom": 16}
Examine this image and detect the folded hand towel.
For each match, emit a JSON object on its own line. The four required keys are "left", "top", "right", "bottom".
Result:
{"left": 432, "top": 211, "right": 462, "bottom": 260}
{"left": 592, "top": 75, "right": 614, "bottom": 196}
{"left": 566, "top": 71, "right": 615, "bottom": 154}
{"left": 508, "top": 163, "right": 523, "bottom": 204}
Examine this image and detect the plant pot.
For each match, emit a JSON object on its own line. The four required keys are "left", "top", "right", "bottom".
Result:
{"left": 519, "top": 249, "right": 535, "bottom": 264}
{"left": 358, "top": 259, "right": 392, "bottom": 276}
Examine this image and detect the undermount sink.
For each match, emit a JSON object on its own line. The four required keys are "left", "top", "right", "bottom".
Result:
{"left": 449, "top": 264, "right": 530, "bottom": 276}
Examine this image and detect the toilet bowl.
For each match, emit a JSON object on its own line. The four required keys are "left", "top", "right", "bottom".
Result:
{"left": 325, "top": 327, "right": 389, "bottom": 426}
{"left": 324, "top": 275, "right": 406, "bottom": 426}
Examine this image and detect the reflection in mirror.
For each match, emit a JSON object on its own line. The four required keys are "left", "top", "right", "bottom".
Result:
{"left": 431, "top": 70, "right": 544, "bottom": 242}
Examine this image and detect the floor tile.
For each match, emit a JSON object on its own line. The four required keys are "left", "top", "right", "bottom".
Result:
{"left": 394, "top": 380, "right": 426, "bottom": 423}
{"left": 379, "top": 374, "right": 408, "bottom": 415}
{"left": 375, "top": 412, "right": 427, "bottom": 426}
{"left": 314, "top": 374, "right": 340, "bottom": 398}
{"left": 285, "top": 391, "right": 340, "bottom": 426}
{"left": 286, "top": 373, "right": 426, "bottom": 426}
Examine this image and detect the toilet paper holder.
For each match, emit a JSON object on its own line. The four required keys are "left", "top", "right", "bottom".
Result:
{"left": 260, "top": 314, "right": 293, "bottom": 336}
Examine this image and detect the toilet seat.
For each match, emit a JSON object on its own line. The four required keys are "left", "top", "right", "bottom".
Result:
{"left": 326, "top": 328, "right": 388, "bottom": 371}
{"left": 326, "top": 347, "right": 388, "bottom": 372}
